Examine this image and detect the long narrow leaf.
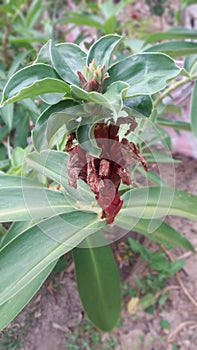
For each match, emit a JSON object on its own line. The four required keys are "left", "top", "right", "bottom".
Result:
{"left": 0, "top": 261, "right": 57, "bottom": 331}
{"left": 0, "top": 211, "right": 103, "bottom": 305}
{"left": 120, "top": 186, "right": 197, "bottom": 221}
{"left": 26, "top": 150, "right": 95, "bottom": 204}
{"left": 145, "top": 41, "right": 197, "bottom": 58}
{"left": 56, "top": 12, "right": 104, "bottom": 29}
{"left": 73, "top": 231, "right": 121, "bottom": 331}
{"left": 190, "top": 79, "right": 197, "bottom": 139}
{"left": 145, "top": 27, "right": 197, "bottom": 44}
{"left": 157, "top": 118, "right": 192, "bottom": 132}
{"left": 0, "top": 175, "right": 74, "bottom": 222}
{"left": 115, "top": 216, "right": 194, "bottom": 252}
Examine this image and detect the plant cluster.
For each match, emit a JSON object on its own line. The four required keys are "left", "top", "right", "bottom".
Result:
{"left": 126, "top": 237, "right": 185, "bottom": 312}
{"left": 0, "top": 0, "right": 197, "bottom": 335}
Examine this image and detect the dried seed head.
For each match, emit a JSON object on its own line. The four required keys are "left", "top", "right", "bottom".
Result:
{"left": 66, "top": 123, "right": 147, "bottom": 224}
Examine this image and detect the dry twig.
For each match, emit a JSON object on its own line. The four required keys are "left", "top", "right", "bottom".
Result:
{"left": 161, "top": 246, "right": 197, "bottom": 309}
{"left": 167, "top": 321, "right": 196, "bottom": 342}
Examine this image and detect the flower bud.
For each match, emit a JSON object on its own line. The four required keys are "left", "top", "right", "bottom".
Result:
{"left": 77, "top": 59, "right": 109, "bottom": 93}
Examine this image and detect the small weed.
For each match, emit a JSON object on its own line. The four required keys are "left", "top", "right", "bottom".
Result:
{"left": 0, "top": 320, "right": 29, "bottom": 350}
{"left": 159, "top": 318, "right": 171, "bottom": 331}
{"left": 126, "top": 238, "right": 185, "bottom": 312}
{"left": 64, "top": 317, "right": 117, "bottom": 350}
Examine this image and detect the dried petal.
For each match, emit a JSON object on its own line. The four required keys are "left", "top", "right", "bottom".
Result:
{"left": 118, "top": 168, "right": 132, "bottom": 185}
{"left": 67, "top": 145, "right": 87, "bottom": 188}
{"left": 65, "top": 132, "right": 76, "bottom": 152}
{"left": 97, "top": 179, "right": 116, "bottom": 210}
{"left": 99, "top": 159, "right": 111, "bottom": 178}
{"left": 86, "top": 154, "right": 100, "bottom": 194}
{"left": 66, "top": 122, "right": 147, "bottom": 224}
{"left": 103, "top": 192, "right": 123, "bottom": 224}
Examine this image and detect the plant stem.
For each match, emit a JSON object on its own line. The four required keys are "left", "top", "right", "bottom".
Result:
{"left": 153, "top": 74, "right": 197, "bottom": 108}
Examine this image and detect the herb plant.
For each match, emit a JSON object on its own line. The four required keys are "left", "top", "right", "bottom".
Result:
{"left": 0, "top": 34, "right": 197, "bottom": 332}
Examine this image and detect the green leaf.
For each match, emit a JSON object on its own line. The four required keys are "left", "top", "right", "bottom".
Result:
{"left": 73, "top": 231, "right": 121, "bottom": 331}
{"left": 136, "top": 168, "right": 166, "bottom": 186}
{"left": 0, "top": 125, "right": 9, "bottom": 142}
{"left": 157, "top": 118, "right": 192, "bottom": 132}
{"left": 0, "top": 145, "right": 6, "bottom": 161}
{"left": 0, "top": 175, "right": 74, "bottom": 222}
{"left": 184, "top": 55, "right": 197, "bottom": 75}
{"left": 153, "top": 126, "right": 172, "bottom": 150}
{"left": 103, "top": 16, "right": 116, "bottom": 34}
{"left": 71, "top": 82, "right": 128, "bottom": 117}
{"left": 8, "top": 35, "right": 49, "bottom": 46}
{"left": 25, "top": 0, "right": 49, "bottom": 28}
{"left": 127, "top": 237, "right": 150, "bottom": 260}
{"left": 190, "top": 79, "right": 197, "bottom": 139}
{"left": 20, "top": 98, "right": 40, "bottom": 119}
{"left": 87, "top": 34, "right": 122, "bottom": 69}
{"left": 0, "top": 261, "right": 57, "bottom": 331}
{"left": 45, "top": 108, "right": 84, "bottom": 149}
{"left": 56, "top": 11, "right": 104, "bottom": 29}
{"left": 71, "top": 85, "right": 106, "bottom": 102}
{"left": 145, "top": 41, "right": 197, "bottom": 58}
{"left": 99, "top": 0, "right": 132, "bottom": 18}
{"left": 0, "top": 103, "right": 14, "bottom": 130}
{"left": 50, "top": 41, "right": 86, "bottom": 85}
{"left": 104, "top": 81, "right": 129, "bottom": 115}
{"left": 105, "top": 53, "right": 180, "bottom": 96}
{"left": 116, "top": 217, "right": 194, "bottom": 252}
{"left": 26, "top": 150, "right": 95, "bottom": 204}
{"left": 32, "top": 100, "right": 79, "bottom": 151}
{"left": 0, "top": 211, "right": 103, "bottom": 306}
{"left": 8, "top": 51, "right": 30, "bottom": 78}
{"left": 119, "top": 186, "right": 197, "bottom": 221}
{"left": 123, "top": 95, "right": 153, "bottom": 118}
{"left": 167, "top": 259, "right": 185, "bottom": 275}
{"left": 142, "top": 151, "right": 180, "bottom": 163}
{"left": 10, "top": 147, "right": 25, "bottom": 167}
{"left": 1, "top": 222, "right": 35, "bottom": 248}
{"left": 13, "top": 112, "right": 29, "bottom": 148}
{"left": 0, "top": 160, "right": 10, "bottom": 171}
{"left": 77, "top": 124, "right": 101, "bottom": 157}
{"left": 145, "top": 27, "right": 197, "bottom": 44}
{"left": 0, "top": 221, "right": 56, "bottom": 330}
{"left": 157, "top": 103, "right": 182, "bottom": 115}
{"left": 1, "top": 64, "right": 70, "bottom": 105}
{"left": 35, "top": 40, "right": 51, "bottom": 64}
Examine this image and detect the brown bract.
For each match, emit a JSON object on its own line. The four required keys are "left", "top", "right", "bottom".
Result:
{"left": 66, "top": 123, "right": 147, "bottom": 224}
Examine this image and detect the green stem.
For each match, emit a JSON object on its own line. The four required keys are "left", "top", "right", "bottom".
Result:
{"left": 153, "top": 74, "right": 197, "bottom": 108}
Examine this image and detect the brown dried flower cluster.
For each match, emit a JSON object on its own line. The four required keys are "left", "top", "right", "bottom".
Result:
{"left": 66, "top": 123, "right": 147, "bottom": 224}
